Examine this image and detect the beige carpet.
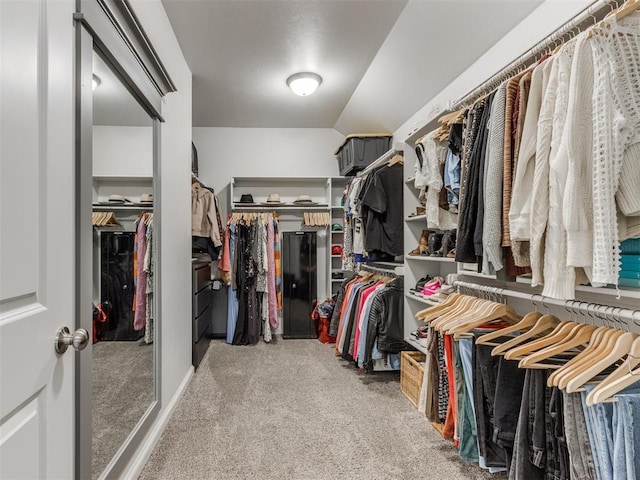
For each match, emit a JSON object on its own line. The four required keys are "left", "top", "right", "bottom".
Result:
{"left": 93, "top": 341, "right": 153, "bottom": 479}
{"left": 139, "top": 338, "right": 503, "bottom": 480}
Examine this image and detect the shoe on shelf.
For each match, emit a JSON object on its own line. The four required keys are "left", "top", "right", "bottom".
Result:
{"left": 427, "top": 232, "right": 443, "bottom": 255}
{"left": 408, "top": 229, "right": 431, "bottom": 256}
{"left": 441, "top": 229, "right": 457, "bottom": 256}
{"left": 414, "top": 275, "right": 433, "bottom": 291}
{"left": 421, "top": 276, "right": 444, "bottom": 296}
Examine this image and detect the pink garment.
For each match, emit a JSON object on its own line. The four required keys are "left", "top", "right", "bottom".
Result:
{"left": 219, "top": 219, "right": 232, "bottom": 282}
{"left": 133, "top": 219, "right": 148, "bottom": 330}
{"left": 266, "top": 215, "right": 278, "bottom": 328}
{"left": 353, "top": 282, "right": 381, "bottom": 360}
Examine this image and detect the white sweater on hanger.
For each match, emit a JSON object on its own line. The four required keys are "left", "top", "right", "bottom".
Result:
{"left": 508, "top": 59, "right": 548, "bottom": 244}
{"left": 528, "top": 58, "right": 556, "bottom": 287}
{"left": 561, "top": 34, "right": 594, "bottom": 274}
{"left": 541, "top": 38, "right": 580, "bottom": 300}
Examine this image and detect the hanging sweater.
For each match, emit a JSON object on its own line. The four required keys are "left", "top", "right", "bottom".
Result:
{"left": 502, "top": 69, "right": 529, "bottom": 247}
{"left": 509, "top": 59, "right": 550, "bottom": 267}
{"left": 482, "top": 83, "right": 507, "bottom": 273}
{"left": 529, "top": 57, "right": 557, "bottom": 287}
{"left": 540, "top": 38, "right": 579, "bottom": 299}
{"left": 456, "top": 98, "right": 490, "bottom": 264}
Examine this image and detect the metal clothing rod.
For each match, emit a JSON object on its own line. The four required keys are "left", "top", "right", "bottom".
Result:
{"left": 357, "top": 264, "right": 401, "bottom": 277}
{"left": 450, "top": 0, "right": 623, "bottom": 110}
{"left": 452, "top": 280, "right": 640, "bottom": 326}
{"left": 356, "top": 147, "right": 404, "bottom": 178}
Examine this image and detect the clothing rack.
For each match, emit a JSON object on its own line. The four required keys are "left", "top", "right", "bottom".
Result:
{"left": 357, "top": 263, "right": 403, "bottom": 277}
{"left": 356, "top": 146, "right": 404, "bottom": 178}
{"left": 452, "top": 280, "right": 640, "bottom": 327}
{"left": 449, "top": 0, "right": 624, "bottom": 110}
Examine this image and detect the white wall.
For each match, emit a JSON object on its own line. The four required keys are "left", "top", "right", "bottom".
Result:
{"left": 192, "top": 127, "right": 343, "bottom": 209}
{"left": 92, "top": 126, "right": 153, "bottom": 177}
{"left": 118, "top": 1, "right": 194, "bottom": 477}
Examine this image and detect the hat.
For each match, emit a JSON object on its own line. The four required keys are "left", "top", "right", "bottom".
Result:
{"left": 263, "top": 193, "right": 284, "bottom": 205}
{"left": 105, "top": 194, "right": 129, "bottom": 204}
{"left": 331, "top": 223, "right": 343, "bottom": 231}
{"left": 331, "top": 245, "right": 343, "bottom": 255}
{"left": 139, "top": 193, "right": 153, "bottom": 204}
{"left": 238, "top": 194, "right": 255, "bottom": 204}
{"left": 294, "top": 194, "right": 317, "bottom": 204}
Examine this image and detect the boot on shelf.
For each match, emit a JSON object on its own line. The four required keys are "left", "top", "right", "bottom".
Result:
{"left": 409, "top": 230, "right": 430, "bottom": 256}
{"left": 428, "top": 232, "right": 444, "bottom": 256}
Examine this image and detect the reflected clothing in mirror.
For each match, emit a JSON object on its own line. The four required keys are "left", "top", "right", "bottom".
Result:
{"left": 98, "top": 232, "right": 141, "bottom": 341}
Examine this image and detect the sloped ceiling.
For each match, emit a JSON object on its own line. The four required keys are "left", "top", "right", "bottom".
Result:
{"left": 161, "top": 0, "right": 543, "bottom": 134}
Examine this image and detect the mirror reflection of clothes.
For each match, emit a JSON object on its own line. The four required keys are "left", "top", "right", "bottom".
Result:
{"left": 98, "top": 232, "right": 140, "bottom": 341}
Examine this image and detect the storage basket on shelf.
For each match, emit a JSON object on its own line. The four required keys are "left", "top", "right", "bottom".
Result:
{"left": 400, "top": 350, "right": 426, "bottom": 409}
{"left": 335, "top": 134, "right": 392, "bottom": 176}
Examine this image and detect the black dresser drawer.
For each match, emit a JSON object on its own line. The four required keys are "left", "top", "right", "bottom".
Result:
{"left": 193, "top": 263, "right": 211, "bottom": 293}
{"left": 194, "top": 304, "right": 211, "bottom": 342}
{"left": 194, "top": 286, "right": 211, "bottom": 319}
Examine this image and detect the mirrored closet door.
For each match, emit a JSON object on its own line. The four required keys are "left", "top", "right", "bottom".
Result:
{"left": 90, "top": 49, "right": 157, "bottom": 480}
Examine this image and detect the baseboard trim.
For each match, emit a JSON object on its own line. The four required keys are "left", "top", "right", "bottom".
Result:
{"left": 121, "top": 366, "right": 195, "bottom": 480}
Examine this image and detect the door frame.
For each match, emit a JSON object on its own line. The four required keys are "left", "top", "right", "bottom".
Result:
{"left": 73, "top": 1, "right": 174, "bottom": 478}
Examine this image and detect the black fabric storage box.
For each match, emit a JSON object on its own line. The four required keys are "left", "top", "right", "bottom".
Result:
{"left": 335, "top": 134, "right": 392, "bottom": 176}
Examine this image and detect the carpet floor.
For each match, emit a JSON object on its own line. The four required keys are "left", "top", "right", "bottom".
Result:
{"left": 93, "top": 341, "right": 153, "bottom": 479}
{"left": 139, "top": 338, "right": 504, "bottom": 480}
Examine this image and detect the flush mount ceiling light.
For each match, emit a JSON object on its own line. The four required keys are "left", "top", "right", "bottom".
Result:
{"left": 92, "top": 74, "right": 101, "bottom": 91}
{"left": 286, "top": 72, "right": 322, "bottom": 96}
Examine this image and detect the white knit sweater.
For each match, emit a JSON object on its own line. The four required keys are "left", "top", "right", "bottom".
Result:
{"left": 528, "top": 58, "right": 556, "bottom": 287}
{"left": 541, "top": 38, "right": 579, "bottom": 299}
{"left": 563, "top": 12, "right": 640, "bottom": 287}
{"left": 561, "top": 34, "right": 594, "bottom": 274}
{"left": 482, "top": 82, "right": 507, "bottom": 274}
{"left": 509, "top": 59, "right": 549, "bottom": 243}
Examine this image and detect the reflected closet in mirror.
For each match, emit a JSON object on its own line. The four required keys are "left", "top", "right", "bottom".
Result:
{"left": 91, "top": 50, "right": 156, "bottom": 479}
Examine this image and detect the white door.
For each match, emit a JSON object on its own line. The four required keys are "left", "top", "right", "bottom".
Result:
{"left": 0, "top": 1, "right": 76, "bottom": 478}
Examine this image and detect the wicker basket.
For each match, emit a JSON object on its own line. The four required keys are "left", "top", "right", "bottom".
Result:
{"left": 400, "top": 351, "right": 426, "bottom": 409}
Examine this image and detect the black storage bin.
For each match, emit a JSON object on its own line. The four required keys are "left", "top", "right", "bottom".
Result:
{"left": 335, "top": 134, "right": 392, "bottom": 176}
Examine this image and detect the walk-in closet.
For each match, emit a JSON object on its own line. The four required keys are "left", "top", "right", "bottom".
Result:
{"left": 1, "top": 0, "right": 639, "bottom": 478}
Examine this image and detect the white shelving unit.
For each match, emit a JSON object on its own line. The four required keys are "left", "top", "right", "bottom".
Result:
{"left": 228, "top": 176, "right": 353, "bottom": 301}
{"left": 405, "top": 292, "right": 439, "bottom": 307}
{"left": 92, "top": 175, "right": 153, "bottom": 205}
{"left": 406, "top": 256, "right": 455, "bottom": 263}
{"left": 402, "top": 143, "right": 459, "bottom": 339}
{"left": 230, "top": 176, "right": 331, "bottom": 209}
{"left": 92, "top": 204, "right": 153, "bottom": 212}
{"left": 329, "top": 176, "right": 350, "bottom": 296}
{"left": 92, "top": 176, "right": 154, "bottom": 232}
{"left": 405, "top": 336, "right": 428, "bottom": 355}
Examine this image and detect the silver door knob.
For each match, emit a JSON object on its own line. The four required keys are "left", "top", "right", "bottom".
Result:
{"left": 55, "top": 327, "right": 89, "bottom": 354}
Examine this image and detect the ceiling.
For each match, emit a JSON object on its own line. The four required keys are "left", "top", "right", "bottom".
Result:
{"left": 161, "top": 0, "right": 543, "bottom": 134}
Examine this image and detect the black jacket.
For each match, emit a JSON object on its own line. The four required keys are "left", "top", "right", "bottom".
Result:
{"left": 364, "top": 277, "right": 405, "bottom": 369}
